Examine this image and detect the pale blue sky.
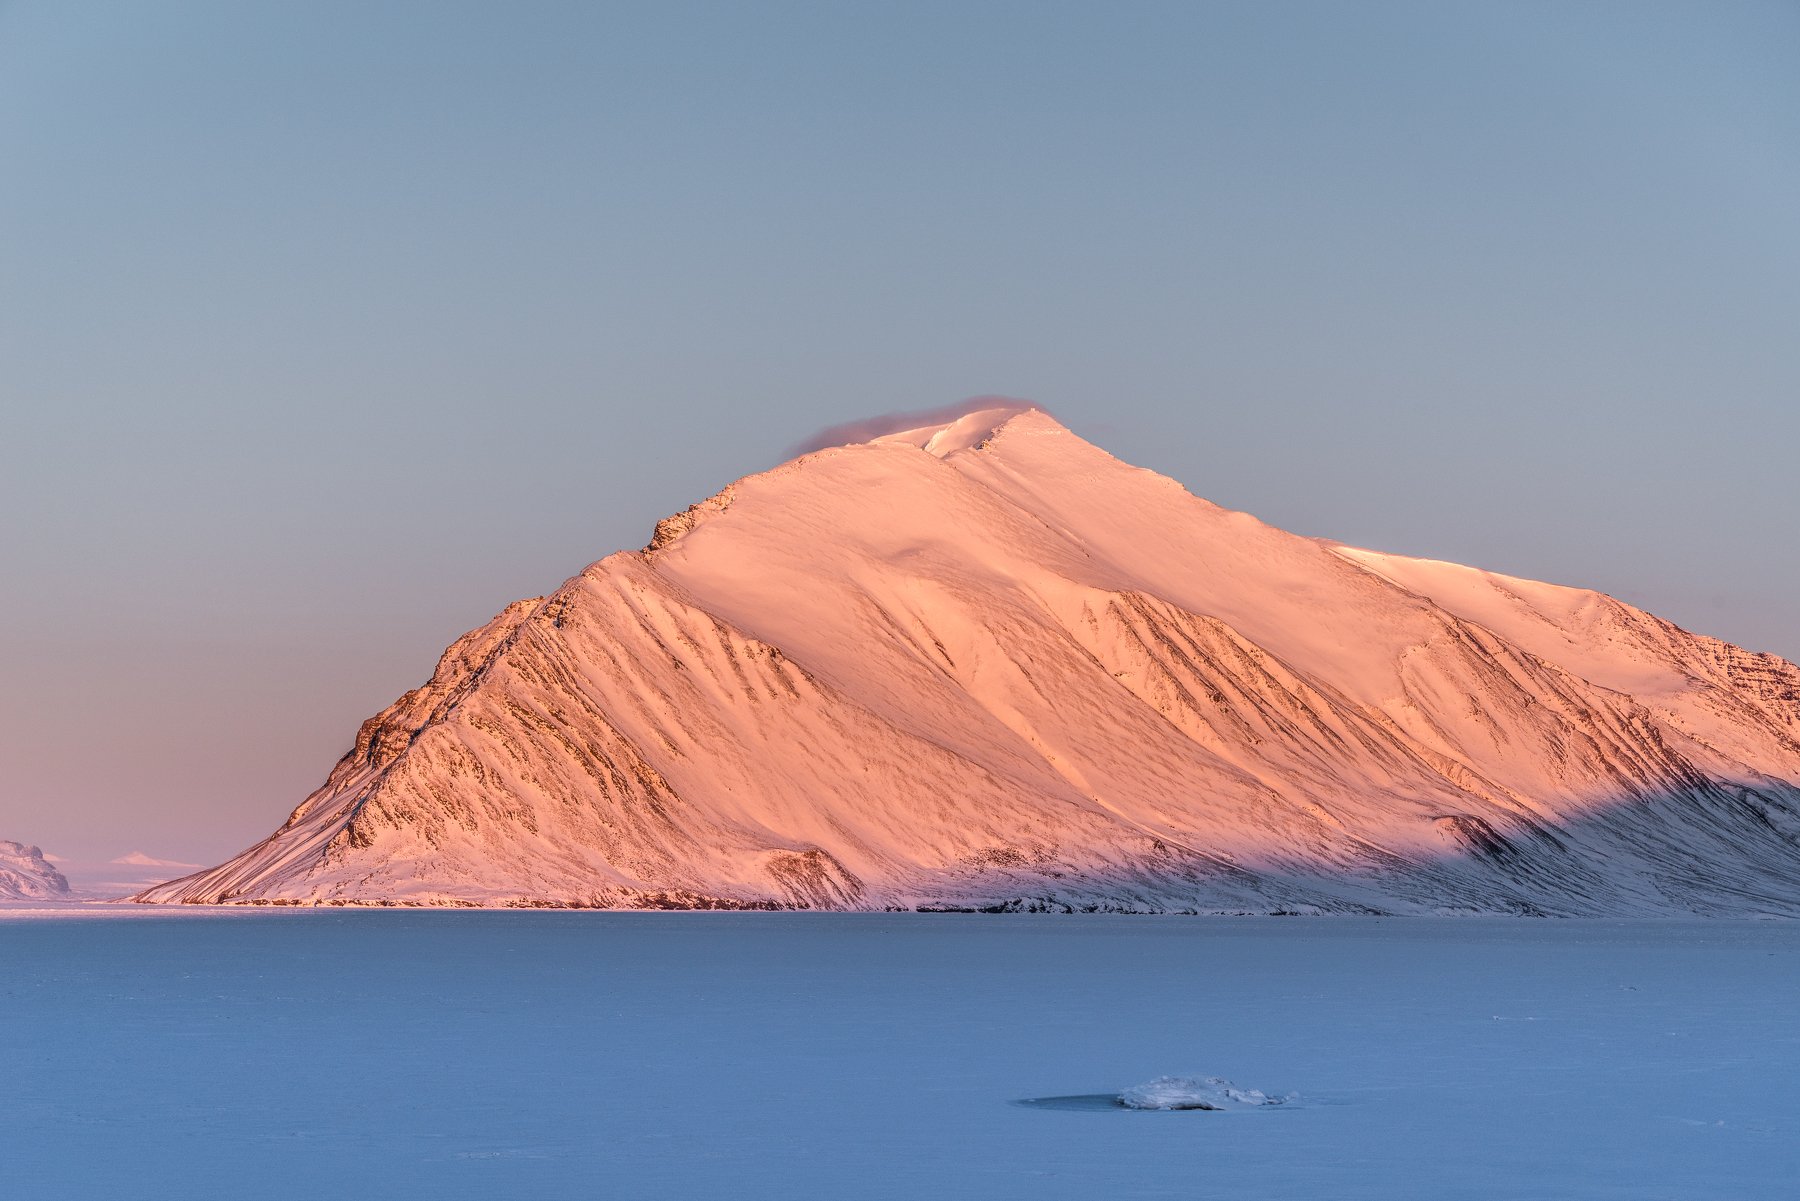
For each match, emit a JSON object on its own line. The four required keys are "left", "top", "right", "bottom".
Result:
{"left": 3, "top": 1, "right": 1796, "bottom": 861}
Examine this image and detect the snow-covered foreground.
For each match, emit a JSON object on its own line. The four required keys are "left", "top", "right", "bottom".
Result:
{"left": 3, "top": 914, "right": 1795, "bottom": 1200}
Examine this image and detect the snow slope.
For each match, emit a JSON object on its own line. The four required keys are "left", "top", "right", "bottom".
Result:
{"left": 0, "top": 841, "right": 70, "bottom": 900}
{"left": 137, "top": 407, "right": 1800, "bottom": 913}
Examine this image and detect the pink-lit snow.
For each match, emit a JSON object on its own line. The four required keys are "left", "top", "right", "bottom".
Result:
{"left": 131, "top": 407, "right": 1800, "bottom": 914}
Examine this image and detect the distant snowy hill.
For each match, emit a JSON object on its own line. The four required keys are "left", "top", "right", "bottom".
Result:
{"left": 138, "top": 407, "right": 1800, "bottom": 914}
{"left": 111, "top": 851, "right": 202, "bottom": 868}
{"left": 0, "top": 841, "right": 71, "bottom": 899}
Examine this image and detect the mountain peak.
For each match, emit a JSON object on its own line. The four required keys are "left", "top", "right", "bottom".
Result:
{"left": 866, "top": 401, "right": 1054, "bottom": 458}
{"left": 789, "top": 397, "right": 1053, "bottom": 458}
{"left": 136, "top": 411, "right": 1800, "bottom": 915}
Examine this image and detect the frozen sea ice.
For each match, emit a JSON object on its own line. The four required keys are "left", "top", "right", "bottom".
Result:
{"left": 1117, "top": 1076, "right": 1293, "bottom": 1111}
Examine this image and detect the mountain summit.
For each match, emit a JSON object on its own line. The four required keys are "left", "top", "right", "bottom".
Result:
{"left": 138, "top": 408, "right": 1800, "bottom": 913}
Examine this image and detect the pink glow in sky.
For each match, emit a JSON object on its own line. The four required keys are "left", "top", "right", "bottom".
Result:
{"left": 2, "top": 2, "right": 1795, "bottom": 865}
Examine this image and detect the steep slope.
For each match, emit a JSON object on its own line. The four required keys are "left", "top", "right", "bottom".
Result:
{"left": 138, "top": 408, "right": 1800, "bottom": 913}
{"left": 0, "top": 842, "right": 71, "bottom": 900}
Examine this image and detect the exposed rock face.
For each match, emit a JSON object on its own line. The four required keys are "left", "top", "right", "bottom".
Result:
{"left": 0, "top": 841, "right": 71, "bottom": 900}
{"left": 137, "top": 408, "right": 1800, "bottom": 914}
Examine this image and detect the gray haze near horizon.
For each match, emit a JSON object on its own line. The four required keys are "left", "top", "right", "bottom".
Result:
{"left": 1, "top": 1, "right": 1796, "bottom": 863}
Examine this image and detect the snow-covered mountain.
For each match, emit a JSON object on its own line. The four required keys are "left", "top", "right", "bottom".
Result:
{"left": 0, "top": 841, "right": 71, "bottom": 900}
{"left": 137, "top": 407, "right": 1800, "bottom": 914}
{"left": 111, "top": 851, "right": 202, "bottom": 869}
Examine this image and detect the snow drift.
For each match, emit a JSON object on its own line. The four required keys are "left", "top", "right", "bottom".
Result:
{"left": 136, "top": 406, "right": 1800, "bottom": 913}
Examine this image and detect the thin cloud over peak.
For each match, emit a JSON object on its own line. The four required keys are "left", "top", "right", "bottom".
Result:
{"left": 788, "top": 396, "right": 1048, "bottom": 457}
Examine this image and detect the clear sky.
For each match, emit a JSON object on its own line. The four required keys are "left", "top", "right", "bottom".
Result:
{"left": 3, "top": 1, "right": 1796, "bottom": 864}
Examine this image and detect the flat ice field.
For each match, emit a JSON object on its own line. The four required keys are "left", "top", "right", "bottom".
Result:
{"left": 4, "top": 913, "right": 1796, "bottom": 1200}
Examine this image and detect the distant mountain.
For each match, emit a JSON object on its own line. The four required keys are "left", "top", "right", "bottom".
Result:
{"left": 111, "top": 851, "right": 202, "bottom": 868}
{"left": 138, "top": 407, "right": 1800, "bottom": 914}
{"left": 0, "top": 841, "right": 71, "bottom": 900}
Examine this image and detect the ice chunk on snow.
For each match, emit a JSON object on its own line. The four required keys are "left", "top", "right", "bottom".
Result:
{"left": 1118, "top": 1075, "right": 1292, "bottom": 1110}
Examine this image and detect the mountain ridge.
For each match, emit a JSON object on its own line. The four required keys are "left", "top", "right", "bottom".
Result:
{"left": 135, "top": 407, "right": 1800, "bottom": 913}
{"left": 0, "top": 841, "right": 71, "bottom": 900}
